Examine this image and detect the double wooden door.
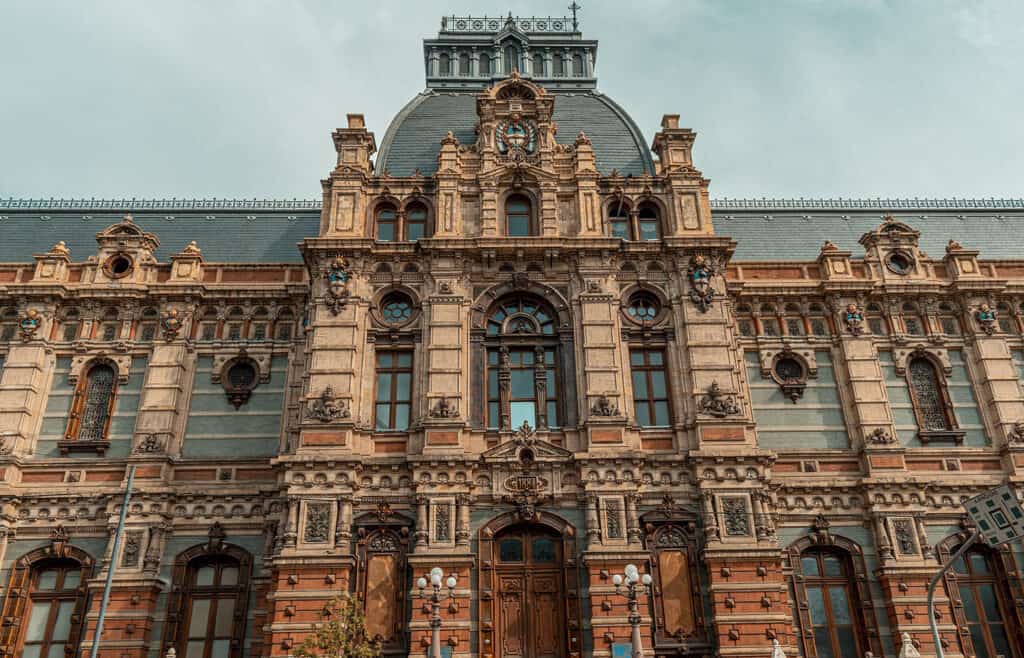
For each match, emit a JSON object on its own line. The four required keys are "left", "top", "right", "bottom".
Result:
{"left": 494, "top": 529, "right": 566, "bottom": 658}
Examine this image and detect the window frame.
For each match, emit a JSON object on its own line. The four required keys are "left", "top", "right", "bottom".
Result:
{"left": 483, "top": 295, "right": 562, "bottom": 430}
{"left": 786, "top": 534, "right": 882, "bottom": 658}
{"left": 61, "top": 359, "right": 119, "bottom": 455}
{"left": 374, "top": 350, "right": 414, "bottom": 432}
{"left": 404, "top": 202, "right": 430, "bottom": 241}
{"left": 354, "top": 521, "right": 412, "bottom": 657}
{"left": 641, "top": 515, "right": 709, "bottom": 654}
{"left": 637, "top": 203, "right": 662, "bottom": 241}
{"left": 0, "top": 540, "right": 94, "bottom": 658}
{"left": 504, "top": 194, "right": 535, "bottom": 237}
{"left": 939, "top": 533, "right": 1024, "bottom": 658}
{"left": 163, "top": 538, "right": 252, "bottom": 658}
{"left": 375, "top": 204, "right": 399, "bottom": 242}
{"left": 904, "top": 354, "right": 964, "bottom": 445}
{"left": 630, "top": 348, "right": 672, "bottom": 428}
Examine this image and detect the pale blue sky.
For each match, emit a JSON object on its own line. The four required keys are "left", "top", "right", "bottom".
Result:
{"left": 0, "top": 1, "right": 1020, "bottom": 199}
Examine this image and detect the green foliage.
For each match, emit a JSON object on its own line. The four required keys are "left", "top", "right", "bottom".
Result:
{"left": 292, "top": 594, "right": 382, "bottom": 658}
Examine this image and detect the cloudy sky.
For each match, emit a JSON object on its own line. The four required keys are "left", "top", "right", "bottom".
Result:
{"left": 0, "top": 1, "right": 1020, "bottom": 200}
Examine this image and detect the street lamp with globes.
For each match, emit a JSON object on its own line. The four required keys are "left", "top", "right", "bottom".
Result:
{"left": 612, "top": 564, "right": 653, "bottom": 658}
{"left": 416, "top": 567, "right": 457, "bottom": 658}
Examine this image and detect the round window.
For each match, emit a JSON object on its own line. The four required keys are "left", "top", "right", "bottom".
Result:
{"left": 227, "top": 362, "right": 257, "bottom": 388}
{"left": 773, "top": 357, "right": 804, "bottom": 382}
{"left": 103, "top": 253, "right": 135, "bottom": 278}
{"left": 626, "top": 292, "right": 661, "bottom": 323}
{"left": 885, "top": 251, "right": 914, "bottom": 275}
{"left": 380, "top": 293, "right": 413, "bottom": 324}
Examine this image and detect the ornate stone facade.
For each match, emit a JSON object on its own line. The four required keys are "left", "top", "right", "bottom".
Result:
{"left": 0, "top": 13, "right": 1023, "bottom": 658}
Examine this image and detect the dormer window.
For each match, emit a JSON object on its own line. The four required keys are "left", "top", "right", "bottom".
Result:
{"left": 438, "top": 52, "right": 451, "bottom": 76}
{"left": 638, "top": 203, "right": 661, "bottom": 241}
{"left": 405, "top": 203, "right": 428, "bottom": 241}
{"left": 533, "top": 53, "right": 544, "bottom": 76}
{"left": 504, "top": 45, "right": 519, "bottom": 73}
{"left": 479, "top": 53, "right": 491, "bottom": 75}
{"left": 458, "top": 52, "right": 470, "bottom": 76}
{"left": 609, "top": 202, "right": 630, "bottom": 239}
{"left": 376, "top": 205, "right": 398, "bottom": 241}
{"left": 506, "top": 195, "right": 534, "bottom": 237}
{"left": 572, "top": 53, "right": 584, "bottom": 76}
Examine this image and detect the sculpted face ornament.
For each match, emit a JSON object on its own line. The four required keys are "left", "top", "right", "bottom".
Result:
{"left": 687, "top": 254, "right": 715, "bottom": 312}
{"left": 975, "top": 303, "right": 997, "bottom": 335}
{"left": 844, "top": 303, "right": 865, "bottom": 336}
{"left": 161, "top": 308, "right": 183, "bottom": 341}
{"left": 19, "top": 309, "right": 41, "bottom": 341}
{"left": 324, "top": 257, "right": 352, "bottom": 315}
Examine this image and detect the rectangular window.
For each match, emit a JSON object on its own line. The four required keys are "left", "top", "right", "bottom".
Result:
{"left": 631, "top": 349, "right": 671, "bottom": 427}
{"left": 201, "top": 323, "right": 217, "bottom": 341}
{"left": 61, "top": 323, "right": 78, "bottom": 342}
{"left": 140, "top": 324, "right": 156, "bottom": 342}
{"left": 487, "top": 347, "right": 558, "bottom": 429}
{"left": 226, "top": 324, "right": 241, "bottom": 341}
{"left": 375, "top": 351, "right": 413, "bottom": 431}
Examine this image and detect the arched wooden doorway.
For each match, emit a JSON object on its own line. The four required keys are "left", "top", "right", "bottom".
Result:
{"left": 479, "top": 513, "right": 581, "bottom": 658}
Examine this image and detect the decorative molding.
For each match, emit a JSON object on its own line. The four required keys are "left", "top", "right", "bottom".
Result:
{"left": 697, "top": 381, "right": 741, "bottom": 418}
{"left": 307, "top": 386, "right": 351, "bottom": 422}
{"left": 4, "top": 197, "right": 1024, "bottom": 213}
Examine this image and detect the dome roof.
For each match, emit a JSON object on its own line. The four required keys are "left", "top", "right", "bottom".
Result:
{"left": 375, "top": 89, "right": 655, "bottom": 177}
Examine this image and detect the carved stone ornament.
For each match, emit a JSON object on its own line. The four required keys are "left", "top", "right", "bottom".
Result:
{"left": 721, "top": 496, "right": 751, "bottom": 537}
{"left": 844, "top": 303, "right": 865, "bottom": 335}
{"left": 121, "top": 530, "right": 143, "bottom": 567}
{"left": 687, "top": 254, "right": 715, "bottom": 312}
{"left": 429, "top": 397, "right": 460, "bottom": 419}
{"left": 590, "top": 394, "right": 620, "bottom": 417}
{"left": 19, "top": 309, "right": 41, "bottom": 341}
{"left": 865, "top": 427, "right": 897, "bottom": 446}
{"left": 304, "top": 503, "right": 331, "bottom": 543}
{"left": 975, "top": 303, "right": 997, "bottom": 335}
{"left": 160, "top": 308, "right": 183, "bottom": 341}
{"left": 307, "top": 386, "right": 350, "bottom": 422}
{"left": 133, "top": 433, "right": 166, "bottom": 454}
{"left": 495, "top": 112, "right": 538, "bottom": 160}
{"left": 206, "top": 522, "right": 227, "bottom": 551}
{"left": 698, "top": 381, "right": 741, "bottom": 418}
{"left": 324, "top": 256, "right": 352, "bottom": 315}
{"left": 1007, "top": 420, "right": 1024, "bottom": 446}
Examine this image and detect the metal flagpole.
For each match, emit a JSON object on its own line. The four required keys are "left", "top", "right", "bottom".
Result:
{"left": 89, "top": 464, "right": 136, "bottom": 658}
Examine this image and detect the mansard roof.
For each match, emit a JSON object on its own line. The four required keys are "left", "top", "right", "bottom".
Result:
{"left": 1, "top": 199, "right": 1022, "bottom": 264}
{"left": 374, "top": 89, "right": 655, "bottom": 176}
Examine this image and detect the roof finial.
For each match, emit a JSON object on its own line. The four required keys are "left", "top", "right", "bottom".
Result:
{"left": 569, "top": 2, "right": 582, "bottom": 31}
{"left": 505, "top": 11, "right": 514, "bottom": 28}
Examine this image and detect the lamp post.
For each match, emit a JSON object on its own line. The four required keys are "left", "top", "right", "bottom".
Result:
{"left": 613, "top": 563, "right": 653, "bottom": 658}
{"left": 417, "top": 567, "right": 457, "bottom": 658}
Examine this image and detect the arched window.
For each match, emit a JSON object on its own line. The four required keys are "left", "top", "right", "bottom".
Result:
{"left": 505, "top": 195, "right": 533, "bottom": 237}
{"left": 438, "top": 52, "right": 450, "bottom": 76}
{"left": 532, "top": 52, "right": 544, "bottom": 76}
{"left": 165, "top": 538, "right": 252, "bottom": 658}
{"left": 608, "top": 201, "right": 630, "bottom": 239}
{"left": 479, "top": 53, "right": 491, "bottom": 76}
{"left": 796, "top": 548, "right": 867, "bottom": 658}
{"left": 554, "top": 53, "right": 565, "bottom": 77}
{"left": 376, "top": 204, "right": 398, "bottom": 242}
{"left": 405, "top": 203, "right": 429, "bottom": 241}
{"left": 951, "top": 546, "right": 1018, "bottom": 658}
{"left": 637, "top": 203, "right": 661, "bottom": 241}
{"left": 18, "top": 559, "right": 86, "bottom": 658}
{"left": 906, "top": 356, "right": 962, "bottom": 443}
{"left": 485, "top": 295, "right": 561, "bottom": 429}
{"left": 572, "top": 53, "right": 584, "bottom": 76}
{"left": 64, "top": 362, "right": 117, "bottom": 449}
{"left": 504, "top": 45, "right": 519, "bottom": 73}
{"left": 458, "top": 52, "right": 470, "bottom": 76}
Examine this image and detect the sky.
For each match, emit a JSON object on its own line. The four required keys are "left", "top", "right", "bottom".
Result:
{"left": 0, "top": 0, "right": 1021, "bottom": 200}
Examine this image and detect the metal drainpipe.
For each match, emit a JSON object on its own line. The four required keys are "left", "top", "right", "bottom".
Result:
{"left": 90, "top": 464, "right": 136, "bottom": 658}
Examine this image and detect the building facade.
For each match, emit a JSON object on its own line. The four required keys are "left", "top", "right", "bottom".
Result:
{"left": 0, "top": 13, "right": 1023, "bottom": 658}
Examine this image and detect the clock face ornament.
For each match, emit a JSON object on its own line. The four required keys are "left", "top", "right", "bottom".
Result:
{"left": 496, "top": 113, "right": 537, "bottom": 156}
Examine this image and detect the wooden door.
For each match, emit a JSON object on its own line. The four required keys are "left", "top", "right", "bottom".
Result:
{"left": 494, "top": 528, "right": 566, "bottom": 658}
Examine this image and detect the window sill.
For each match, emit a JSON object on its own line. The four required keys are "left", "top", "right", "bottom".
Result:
{"left": 58, "top": 439, "right": 110, "bottom": 456}
{"left": 917, "top": 430, "right": 965, "bottom": 445}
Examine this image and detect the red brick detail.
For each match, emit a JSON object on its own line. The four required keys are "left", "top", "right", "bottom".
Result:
{"left": 173, "top": 468, "right": 218, "bottom": 481}
{"left": 640, "top": 436, "right": 673, "bottom": 450}
{"left": 868, "top": 454, "right": 905, "bottom": 469}
{"left": 701, "top": 426, "right": 745, "bottom": 442}
{"left": 426, "top": 430, "right": 460, "bottom": 446}
{"left": 302, "top": 432, "right": 346, "bottom": 446}
{"left": 591, "top": 428, "right": 623, "bottom": 444}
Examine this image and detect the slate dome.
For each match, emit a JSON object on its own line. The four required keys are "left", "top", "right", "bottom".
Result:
{"left": 375, "top": 89, "right": 656, "bottom": 177}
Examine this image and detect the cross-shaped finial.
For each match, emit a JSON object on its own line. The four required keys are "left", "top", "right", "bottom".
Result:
{"left": 569, "top": 2, "right": 581, "bottom": 31}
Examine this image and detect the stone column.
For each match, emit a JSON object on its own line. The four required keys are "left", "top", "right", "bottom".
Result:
{"left": 414, "top": 494, "right": 428, "bottom": 550}
{"left": 456, "top": 494, "right": 471, "bottom": 547}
